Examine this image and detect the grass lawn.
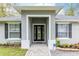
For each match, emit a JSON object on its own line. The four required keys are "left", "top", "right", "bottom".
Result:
{"left": 0, "top": 46, "right": 28, "bottom": 56}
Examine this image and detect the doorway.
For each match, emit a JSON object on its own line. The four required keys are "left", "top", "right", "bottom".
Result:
{"left": 32, "top": 24, "right": 46, "bottom": 44}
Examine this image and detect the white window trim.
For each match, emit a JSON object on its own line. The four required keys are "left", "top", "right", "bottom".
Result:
{"left": 56, "top": 22, "right": 70, "bottom": 24}
{"left": 7, "top": 38, "right": 21, "bottom": 40}
{"left": 56, "top": 38, "right": 70, "bottom": 40}
{"left": 8, "top": 23, "right": 20, "bottom": 39}
{"left": 7, "top": 22, "right": 20, "bottom": 24}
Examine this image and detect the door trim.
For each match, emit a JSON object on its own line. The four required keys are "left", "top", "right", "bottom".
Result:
{"left": 32, "top": 24, "right": 46, "bottom": 43}
{"left": 26, "top": 15, "right": 51, "bottom": 45}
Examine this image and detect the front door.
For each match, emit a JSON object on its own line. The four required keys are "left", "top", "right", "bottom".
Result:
{"left": 32, "top": 24, "right": 46, "bottom": 43}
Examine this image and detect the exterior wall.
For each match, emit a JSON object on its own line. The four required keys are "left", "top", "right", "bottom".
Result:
{"left": 0, "top": 22, "right": 21, "bottom": 44}
{"left": 21, "top": 10, "right": 55, "bottom": 40}
{"left": 0, "top": 16, "right": 21, "bottom": 21}
{"left": 72, "top": 22, "right": 79, "bottom": 44}
{"left": 28, "top": 18, "right": 32, "bottom": 46}
{"left": 57, "top": 21, "right": 79, "bottom": 45}
{"left": 21, "top": 10, "right": 56, "bottom": 49}
{"left": 0, "top": 23, "right": 5, "bottom": 44}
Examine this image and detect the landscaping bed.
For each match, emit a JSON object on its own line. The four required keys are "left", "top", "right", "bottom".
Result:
{"left": 59, "top": 43, "right": 79, "bottom": 49}
{"left": 56, "top": 40, "right": 79, "bottom": 51}
{"left": 56, "top": 47, "right": 79, "bottom": 51}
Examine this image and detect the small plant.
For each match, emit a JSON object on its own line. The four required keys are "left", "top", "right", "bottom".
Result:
{"left": 67, "top": 44, "right": 71, "bottom": 48}
{"left": 59, "top": 42, "right": 79, "bottom": 49}
{"left": 62, "top": 44, "right": 67, "bottom": 48}
{"left": 0, "top": 42, "right": 21, "bottom": 47}
{"left": 70, "top": 44, "right": 73, "bottom": 48}
{"left": 61, "top": 44, "right": 70, "bottom": 48}
{"left": 74, "top": 44, "right": 79, "bottom": 49}
{"left": 56, "top": 39, "right": 60, "bottom": 47}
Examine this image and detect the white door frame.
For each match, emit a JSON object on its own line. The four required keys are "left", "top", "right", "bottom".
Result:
{"left": 26, "top": 15, "right": 52, "bottom": 47}
{"left": 32, "top": 24, "right": 46, "bottom": 43}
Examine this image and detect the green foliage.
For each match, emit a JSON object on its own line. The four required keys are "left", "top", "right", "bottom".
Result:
{"left": 0, "top": 12, "right": 6, "bottom": 17}
{"left": 0, "top": 5, "right": 6, "bottom": 17}
{"left": 71, "top": 44, "right": 79, "bottom": 49}
{"left": 66, "top": 8, "right": 74, "bottom": 16}
{"left": 66, "top": 3, "right": 74, "bottom": 16}
{"left": 56, "top": 39, "right": 60, "bottom": 47}
{"left": 0, "top": 46, "right": 27, "bottom": 56}
{"left": 0, "top": 3, "right": 20, "bottom": 17}
{"left": 60, "top": 43, "right": 79, "bottom": 48}
{"left": 61, "top": 44, "right": 71, "bottom": 48}
{"left": 0, "top": 43, "right": 21, "bottom": 47}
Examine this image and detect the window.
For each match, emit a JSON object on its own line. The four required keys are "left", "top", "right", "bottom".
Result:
{"left": 8, "top": 24, "right": 20, "bottom": 38}
{"left": 56, "top": 24, "right": 72, "bottom": 38}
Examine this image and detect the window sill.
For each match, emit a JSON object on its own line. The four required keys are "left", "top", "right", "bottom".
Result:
{"left": 6, "top": 38, "right": 21, "bottom": 40}
{"left": 56, "top": 38, "right": 70, "bottom": 40}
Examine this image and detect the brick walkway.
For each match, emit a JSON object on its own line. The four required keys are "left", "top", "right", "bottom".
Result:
{"left": 25, "top": 44, "right": 49, "bottom": 56}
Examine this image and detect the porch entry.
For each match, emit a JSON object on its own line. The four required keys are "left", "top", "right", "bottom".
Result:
{"left": 21, "top": 15, "right": 55, "bottom": 49}
{"left": 32, "top": 24, "right": 46, "bottom": 44}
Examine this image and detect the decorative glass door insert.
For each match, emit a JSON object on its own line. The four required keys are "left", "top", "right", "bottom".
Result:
{"left": 34, "top": 25, "right": 44, "bottom": 41}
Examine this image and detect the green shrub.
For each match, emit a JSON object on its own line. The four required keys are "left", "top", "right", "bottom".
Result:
{"left": 70, "top": 44, "right": 73, "bottom": 48}
{"left": 0, "top": 43, "right": 21, "bottom": 47}
{"left": 61, "top": 44, "right": 71, "bottom": 48}
{"left": 72, "top": 44, "right": 79, "bottom": 49}
{"left": 59, "top": 43, "right": 79, "bottom": 49}
{"left": 56, "top": 40, "right": 60, "bottom": 47}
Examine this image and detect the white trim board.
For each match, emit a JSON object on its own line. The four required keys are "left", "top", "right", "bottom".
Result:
{"left": 26, "top": 15, "right": 51, "bottom": 45}
{"left": 27, "top": 15, "right": 51, "bottom": 17}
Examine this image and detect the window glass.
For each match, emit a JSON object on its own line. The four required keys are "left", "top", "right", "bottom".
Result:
{"left": 9, "top": 24, "right": 20, "bottom": 38}
{"left": 9, "top": 24, "right": 20, "bottom": 32}
{"left": 57, "top": 24, "right": 69, "bottom": 38}
{"left": 10, "top": 32, "right": 20, "bottom": 38}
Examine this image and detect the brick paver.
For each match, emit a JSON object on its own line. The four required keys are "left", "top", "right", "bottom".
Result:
{"left": 25, "top": 44, "right": 49, "bottom": 56}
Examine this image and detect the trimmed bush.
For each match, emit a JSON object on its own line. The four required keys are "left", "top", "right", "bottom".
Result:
{"left": 61, "top": 44, "right": 71, "bottom": 48}
{"left": 60, "top": 43, "right": 79, "bottom": 49}
{"left": 56, "top": 40, "right": 60, "bottom": 47}
{"left": 0, "top": 43, "right": 21, "bottom": 47}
